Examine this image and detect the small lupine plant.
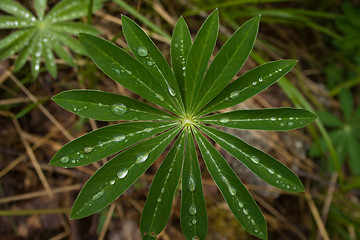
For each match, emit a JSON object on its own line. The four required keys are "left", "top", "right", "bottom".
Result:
{"left": 0, "top": 0, "right": 103, "bottom": 78}
{"left": 51, "top": 10, "right": 316, "bottom": 239}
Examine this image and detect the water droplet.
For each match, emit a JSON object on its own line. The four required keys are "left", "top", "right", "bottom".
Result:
{"left": 251, "top": 219, "right": 256, "bottom": 225}
{"left": 110, "top": 103, "right": 127, "bottom": 116}
{"left": 269, "top": 73, "right": 272, "bottom": 76}
{"left": 113, "top": 135, "right": 125, "bottom": 142}
{"left": 280, "top": 123, "right": 285, "bottom": 126}
{"left": 238, "top": 202, "right": 244, "bottom": 208}
{"left": 161, "top": 188, "right": 165, "bottom": 193}
{"left": 137, "top": 46, "right": 148, "bottom": 56}
{"left": 192, "top": 219, "right": 197, "bottom": 224}
{"left": 192, "top": 236, "right": 199, "bottom": 240}
{"left": 155, "top": 94, "right": 164, "bottom": 101}
{"left": 157, "top": 198, "right": 162, "bottom": 202}
{"left": 220, "top": 118, "right": 229, "bottom": 123}
{"left": 147, "top": 61, "right": 154, "bottom": 66}
{"left": 126, "top": 70, "right": 132, "bottom": 75}
{"left": 189, "top": 203, "right": 197, "bottom": 215}
{"left": 182, "top": 66, "right": 186, "bottom": 70}
{"left": 270, "top": 117, "right": 276, "bottom": 121}
{"left": 168, "top": 87, "right": 176, "bottom": 97}
{"left": 289, "top": 117, "right": 294, "bottom": 120}
{"left": 144, "top": 128, "right": 153, "bottom": 132}
{"left": 267, "top": 168, "right": 275, "bottom": 174}
{"left": 230, "top": 90, "right": 240, "bottom": 99}
{"left": 250, "top": 156, "right": 260, "bottom": 164}
{"left": 259, "top": 77, "right": 263, "bottom": 82}
{"left": 243, "top": 209, "right": 249, "bottom": 215}
{"left": 228, "top": 184, "right": 237, "bottom": 196}
{"left": 174, "top": 44, "right": 179, "bottom": 48}
{"left": 135, "top": 152, "right": 149, "bottom": 164}
{"left": 255, "top": 229, "right": 259, "bottom": 233}
{"left": 188, "top": 175, "right": 196, "bottom": 192}
{"left": 288, "top": 122, "right": 294, "bottom": 127}
{"left": 252, "top": 81, "right": 257, "bottom": 85}
{"left": 92, "top": 189, "right": 105, "bottom": 200}
{"left": 109, "top": 180, "right": 115, "bottom": 185}
{"left": 84, "top": 146, "right": 95, "bottom": 153}
{"left": 80, "top": 154, "right": 84, "bottom": 158}
{"left": 286, "top": 185, "right": 290, "bottom": 189}
{"left": 60, "top": 156, "right": 70, "bottom": 163}
{"left": 117, "top": 169, "right": 129, "bottom": 179}
{"left": 71, "top": 160, "right": 76, "bottom": 163}
{"left": 98, "top": 103, "right": 103, "bottom": 107}
{"left": 277, "top": 174, "right": 282, "bottom": 178}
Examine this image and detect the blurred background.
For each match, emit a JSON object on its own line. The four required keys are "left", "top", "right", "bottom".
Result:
{"left": 1, "top": 0, "right": 360, "bottom": 239}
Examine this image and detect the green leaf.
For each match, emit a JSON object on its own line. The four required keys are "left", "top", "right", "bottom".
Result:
{"left": 52, "top": 90, "right": 176, "bottom": 121}
{"left": 50, "top": 31, "right": 86, "bottom": 54}
{"left": 181, "top": 128, "right": 207, "bottom": 240}
{"left": 52, "top": 39, "right": 75, "bottom": 66}
{"left": 171, "top": 16, "right": 192, "bottom": 104}
{"left": 316, "top": 111, "right": 343, "bottom": 128}
{"left": 48, "top": 2, "right": 102, "bottom": 23}
{"left": 0, "top": 16, "right": 35, "bottom": 29}
{"left": 45, "top": 0, "right": 83, "bottom": 19}
{"left": 51, "top": 22, "right": 100, "bottom": 35}
{"left": 50, "top": 121, "right": 177, "bottom": 167}
{"left": 122, "top": 15, "right": 184, "bottom": 113}
{"left": 34, "top": 0, "right": 47, "bottom": 20}
{"left": 192, "top": 16, "right": 260, "bottom": 114}
{"left": 31, "top": 33, "right": 44, "bottom": 78}
{"left": 42, "top": 40, "right": 57, "bottom": 78}
{"left": 0, "top": 0, "right": 36, "bottom": 20}
{"left": 197, "top": 60, "right": 297, "bottom": 116}
{"left": 70, "top": 127, "right": 180, "bottom": 219}
{"left": 193, "top": 129, "right": 267, "bottom": 239}
{"left": 198, "top": 108, "right": 316, "bottom": 131}
{"left": 0, "top": 29, "right": 30, "bottom": 50}
{"left": 0, "top": 29, "right": 36, "bottom": 60}
{"left": 185, "top": 9, "right": 219, "bottom": 111}
{"left": 14, "top": 34, "right": 37, "bottom": 72}
{"left": 198, "top": 124, "right": 304, "bottom": 192}
{"left": 140, "top": 131, "right": 186, "bottom": 238}
{"left": 79, "top": 33, "right": 180, "bottom": 115}
{"left": 339, "top": 89, "right": 353, "bottom": 122}
{"left": 348, "top": 133, "right": 360, "bottom": 176}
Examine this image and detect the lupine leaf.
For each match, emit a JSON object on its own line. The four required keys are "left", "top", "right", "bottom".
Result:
{"left": 198, "top": 108, "right": 316, "bottom": 131}
{"left": 51, "top": 31, "right": 86, "bottom": 54}
{"left": 71, "top": 127, "right": 180, "bottom": 219}
{"left": 122, "top": 15, "right": 185, "bottom": 113}
{"left": 50, "top": 121, "right": 177, "bottom": 167}
{"left": 52, "top": 90, "right": 177, "bottom": 121}
{"left": 0, "top": 28, "right": 36, "bottom": 60}
{"left": 197, "top": 60, "right": 297, "bottom": 116}
{"left": 43, "top": 40, "right": 57, "bottom": 78}
{"left": 181, "top": 128, "right": 207, "bottom": 240}
{"left": 194, "top": 129, "right": 267, "bottom": 239}
{"left": 79, "top": 33, "right": 181, "bottom": 115}
{"left": 34, "top": 0, "right": 46, "bottom": 20}
{"left": 45, "top": 0, "right": 83, "bottom": 19}
{"left": 339, "top": 89, "right": 353, "bottom": 122}
{"left": 316, "top": 111, "right": 343, "bottom": 127}
{"left": 0, "top": 16, "right": 35, "bottom": 29}
{"left": 48, "top": 2, "right": 102, "bottom": 23}
{"left": 198, "top": 124, "right": 304, "bottom": 192}
{"left": 171, "top": 16, "right": 192, "bottom": 104}
{"left": 52, "top": 39, "right": 75, "bottom": 66}
{"left": 0, "top": 29, "right": 30, "bottom": 50}
{"left": 348, "top": 133, "right": 360, "bottom": 176}
{"left": 185, "top": 9, "right": 219, "bottom": 111}
{"left": 31, "top": 32, "right": 43, "bottom": 78}
{"left": 140, "top": 131, "right": 186, "bottom": 238}
{"left": 14, "top": 34, "right": 37, "bottom": 72}
{"left": 192, "top": 16, "right": 260, "bottom": 114}
{"left": 51, "top": 22, "right": 100, "bottom": 35}
{"left": 0, "top": 0, "right": 36, "bottom": 20}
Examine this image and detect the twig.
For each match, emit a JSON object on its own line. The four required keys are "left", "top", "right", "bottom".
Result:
{"left": 98, "top": 203, "right": 116, "bottom": 240}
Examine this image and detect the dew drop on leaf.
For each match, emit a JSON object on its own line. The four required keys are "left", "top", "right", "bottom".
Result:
{"left": 110, "top": 103, "right": 127, "bottom": 116}
{"left": 228, "top": 184, "right": 237, "bottom": 196}
{"left": 238, "top": 202, "right": 244, "bottom": 208}
{"left": 137, "top": 46, "right": 148, "bottom": 56}
{"left": 288, "top": 122, "right": 294, "bottom": 127}
{"left": 83, "top": 146, "right": 95, "bottom": 153}
{"left": 92, "top": 189, "right": 105, "bottom": 200}
{"left": 135, "top": 152, "right": 149, "bottom": 164}
{"left": 230, "top": 90, "right": 240, "bottom": 99}
{"left": 168, "top": 86, "right": 176, "bottom": 97}
{"left": 113, "top": 134, "right": 125, "bottom": 142}
{"left": 192, "top": 219, "right": 197, "bottom": 224}
{"left": 147, "top": 61, "right": 154, "bottom": 66}
{"left": 109, "top": 180, "right": 115, "bottom": 185}
{"left": 116, "top": 169, "right": 129, "bottom": 179}
{"left": 243, "top": 208, "right": 249, "bottom": 215}
{"left": 250, "top": 156, "right": 260, "bottom": 164}
{"left": 60, "top": 156, "right": 70, "bottom": 163}
{"left": 157, "top": 197, "right": 162, "bottom": 202}
{"left": 270, "top": 117, "right": 276, "bottom": 121}
{"left": 188, "top": 175, "right": 196, "bottom": 192}
{"left": 144, "top": 128, "right": 153, "bottom": 132}
{"left": 267, "top": 168, "right": 275, "bottom": 174}
{"left": 251, "top": 219, "right": 256, "bottom": 225}
{"left": 155, "top": 94, "right": 164, "bottom": 101}
{"left": 220, "top": 118, "right": 229, "bottom": 123}
{"left": 189, "top": 203, "right": 197, "bottom": 215}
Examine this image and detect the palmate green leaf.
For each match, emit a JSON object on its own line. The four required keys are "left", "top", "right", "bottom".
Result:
{"left": 43, "top": 40, "right": 57, "bottom": 78}
{"left": 50, "top": 31, "right": 86, "bottom": 54}
{"left": 71, "top": 127, "right": 180, "bottom": 219}
{"left": 198, "top": 124, "right": 304, "bottom": 192}
{"left": 52, "top": 90, "right": 176, "bottom": 121}
{"left": 198, "top": 108, "right": 316, "bottom": 131}
{"left": 193, "top": 129, "right": 267, "bottom": 239}
{"left": 48, "top": 2, "right": 103, "bottom": 23}
{"left": 52, "top": 39, "right": 75, "bottom": 66}
{"left": 181, "top": 128, "right": 207, "bottom": 240}
{"left": 79, "top": 33, "right": 181, "bottom": 115}
{"left": 122, "top": 15, "right": 185, "bottom": 114}
{"left": 316, "top": 111, "right": 343, "bottom": 128}
{"left": 51, "top": 22, "right": 100, "bottom": 35}
{"left": 50, "top": 121, "right": 177, "bottom": 167}
{"left": 14, "top": 35, "right": 37, "bottom": 72}
{"left": 45, "top": 0, "right": 83, "bottom": 19}
{"left": 339, "top": 89, "right": 353, "bottom": 122}
{"left": 34, "top": 0, "right": 46, "bottom": 20}
{"left": 31, "top": 32, "right": 44, "bottom": 78}
{"left": 140, "top": 131, "right": 186, "bottom": 238}
{"left": 191, "top": 16, "right": 260, "bottom": 114}
{"left": 185, "top": 9, "right": 219, "bottom": 111}
{"left": 0, "top": 29, "right": 30, "bottom": 49}
{"left": 171, "top": 16, "right": 192, "bottom": 103}
{"left": 0, "top": 16, "right": 35, "bottom": 29}
{"left": 0, "top": 28, "right": 36, "bottom": 60}
{"left": 347, "top": 133, "right": 360, "bottom": 176}
{"left": 0, "top": 0, "right": 36, "bottom": 20}
{"left": 197, "top": 60, "right": 297, "bottom": 116}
